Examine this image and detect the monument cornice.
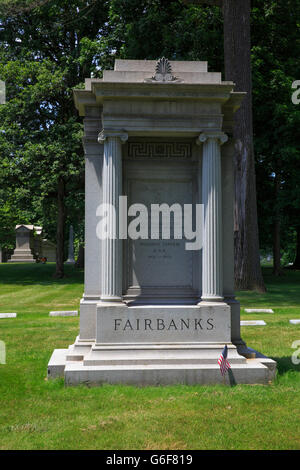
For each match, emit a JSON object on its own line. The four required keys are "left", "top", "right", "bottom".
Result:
{"left": 74, "top": 82, "right": 241, "bottom": 116}
{"left": 92, "top": 82, "right": 235, "bottom": 101}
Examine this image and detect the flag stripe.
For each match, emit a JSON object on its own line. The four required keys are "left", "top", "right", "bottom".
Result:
{"left": 218, "top": 345, "right": 231, "bottom": 376}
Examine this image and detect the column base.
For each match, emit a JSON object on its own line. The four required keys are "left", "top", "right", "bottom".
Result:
{"left": 199, "top": 297, "right": 224, "bottom": 303}
{"left": 100, "top": 297, "right": 124, "bottom": 303}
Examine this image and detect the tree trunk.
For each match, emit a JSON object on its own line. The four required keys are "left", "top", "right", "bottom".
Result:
{"left": 54, "top": 177, "right": 66, "bottom": 278}
{"left": 223, "top": 0, "right": 265, "bottom": 291}
{"left": 272, "top": 173, "right": 282, "bottom": 275}
{"left": 292, "top": 225, "right": 300, "bottom": 269}
{"left": 183, "top": 0, "right": 265, "bottom": 291}
{"left": 272, "top": 219, "right": 281, "bottom": 275}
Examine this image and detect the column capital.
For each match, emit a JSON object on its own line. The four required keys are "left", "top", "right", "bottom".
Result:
{"left": 196, "top": 132, "right": 228, "bottom": 146}
{"left": 98, "top": 129, "right": 128, "bottom": 144}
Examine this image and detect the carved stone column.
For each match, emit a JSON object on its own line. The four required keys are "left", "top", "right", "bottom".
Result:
{"left": 98, "top": 130, "right": 128, "bottom": 302}
{"left": 198, "top": 132, "right": 228, "bottom": 302}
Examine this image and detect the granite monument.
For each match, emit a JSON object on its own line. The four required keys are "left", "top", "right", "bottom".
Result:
{"left": 48, "top": 59, "right": 276, "bottom": 385}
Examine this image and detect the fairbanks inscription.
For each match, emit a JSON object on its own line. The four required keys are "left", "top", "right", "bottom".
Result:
{"left": 96, "top": 306, "right": 231, "bottom": 344}
{"left": 114, "top": 317, "right": 214, "bottom": 331}
{"left": 127, "top": 142, "right": 191, "bottom": 159}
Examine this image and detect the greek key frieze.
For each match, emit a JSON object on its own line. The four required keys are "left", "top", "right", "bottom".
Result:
{"left": 127, "top": 142, "right": 191, "bottom": 159}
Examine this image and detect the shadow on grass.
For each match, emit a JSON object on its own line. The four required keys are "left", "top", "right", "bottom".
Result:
{"left": 228, "top": 369, "right": 237, "bottom": 386}
{"left": 271, "top": 356, "right": 300, "bottom": 376}
{"left": 236, "top": 267, "right": 300, "bottom": 307}
{"left": 0, "top": 263, "right": 83, "bottom": 285}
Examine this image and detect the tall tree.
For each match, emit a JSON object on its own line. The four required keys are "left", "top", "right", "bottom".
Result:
{"left": 0, "top": 0, "right": 110, "bottom": 277}
{"left": 223, "top": 0, "right": 265, "bottom": 290}
{"left": 184, "top": 0, "right": 265, "bottom": 291}
{"left": 252, "top": 0, "right": 300, "bottom": 273}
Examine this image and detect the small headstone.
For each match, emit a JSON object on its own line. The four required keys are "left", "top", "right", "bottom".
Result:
{"left": 49, "top": 310, "right": 78, "bottom": 317}
{"left": 289, "top": 319, "right": 300, "bottom": 325}
{"left": 241, "top": 320, "right": 266, "bottom": 326}
{"left": 0, "top": 313, "right": 17, "bottom": 318}
{"left": 245, "top": 309, "right": 274, "bottom": 313}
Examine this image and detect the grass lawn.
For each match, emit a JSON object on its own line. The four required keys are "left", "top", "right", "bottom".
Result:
{"left": 0, "top": 263, "right": 299, "bottom": 450}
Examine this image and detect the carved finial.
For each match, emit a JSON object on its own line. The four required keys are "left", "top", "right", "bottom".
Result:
{"left": 144, "top": 57, "right": 182, "bottom": 83}
{"left": 155, "top": 57, "right": 172, "bottom": 78}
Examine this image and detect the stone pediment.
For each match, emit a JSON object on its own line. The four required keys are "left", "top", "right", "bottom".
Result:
{"left": 15, "top": 224, "right": 43, "bottom": 235}
{"left": 15, "top": 224, "right": 34, "bottom": 231}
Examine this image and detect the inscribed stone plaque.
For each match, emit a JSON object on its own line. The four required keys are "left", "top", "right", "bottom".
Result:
{"left": 96, "top": 305, "right": 231, "bottom": 344}
{"left": 127, "top": 179, "right": 193, "bottom": 289}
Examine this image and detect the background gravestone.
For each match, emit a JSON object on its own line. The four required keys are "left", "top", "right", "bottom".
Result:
{"left": 41, "top": 239, "right": 56, "bottom": 262}
{"left": 8, "top": 225, "right": 36, "bottom": 263}
{"left": 8, "top": 224, "right": 56, "bottom": 262}
{"left": 66, "top": 225, "right": 75, "bottom": 264}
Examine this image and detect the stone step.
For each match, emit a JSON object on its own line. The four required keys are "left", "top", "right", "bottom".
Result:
{"left": 8, "top": 258, "right": 36, "bottom": 263}
{"left": 64, "top": 361, "right": 271, "bottom": 386}
{"left": 82, "top": 345, "right": 246, "bottom": 366}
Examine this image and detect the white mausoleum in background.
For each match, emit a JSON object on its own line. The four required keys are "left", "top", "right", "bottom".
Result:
{"left": 48, "top": 59, "right": 276, "bottom": 385}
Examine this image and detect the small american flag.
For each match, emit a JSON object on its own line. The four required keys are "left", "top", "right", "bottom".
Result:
{"left": 218, "top": 345, "right": 231, "bottom": 376}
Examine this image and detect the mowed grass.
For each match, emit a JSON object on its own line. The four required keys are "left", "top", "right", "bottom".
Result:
{"left": 0, "top": 263, "right": 299, "bottom": 450}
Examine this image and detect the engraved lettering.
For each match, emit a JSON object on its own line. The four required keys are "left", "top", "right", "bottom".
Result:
{"left": 145, "top": 319, "right": 153, "bottom": 330}
{"left": 123, "top": 319, "right": 133, "bottom": 330}
{"left": 194, "top": 319, "right": 203, "bottom": 330}
{"left": 167, "top": 319, "right": 178, "bottom": 330}
{"left": 157, "top": 318, "right": 165, "bottom": 330}
{"left": 180, "top": 319, "right": 190, "bottom": 330}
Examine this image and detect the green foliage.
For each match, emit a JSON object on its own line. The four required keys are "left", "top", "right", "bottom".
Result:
{"left": 0, "top": 0, "right": 111, "bottom": 252}
{"left": 252, "top": 0, "right": 300, "bottom": 259}
{"left": 108, "top": 0, "right": 223, "bottom": 70}
{"left": 0, "top": 0, "right": 299, "bottom": 264}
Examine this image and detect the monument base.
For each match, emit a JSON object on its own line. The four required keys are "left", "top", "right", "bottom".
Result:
{"left": 8, "top": 249, "right": 36, "bottom": 263}
{"left": 47, "top": 304, "right": 276, "bottom": 386}
{"left": 48, "top": 339, "right": 276, "bottom": 386}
